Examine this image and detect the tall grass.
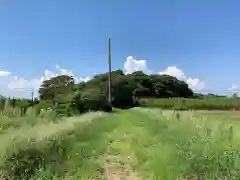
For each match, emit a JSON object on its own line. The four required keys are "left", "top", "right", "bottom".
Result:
{"left": 0, "top": 110, "right": 58, "bottom": 136}
{"left": 0, "top": 112, "right": 106, "bottom": 180}
{"left": 140, "top": 98, "right": 240, "bottom": 110}
{"left": 1, "top": 108, "right": 240, "bottom": 179}
{"left": 133, "top": 108, "right": 240, "bottom": 179}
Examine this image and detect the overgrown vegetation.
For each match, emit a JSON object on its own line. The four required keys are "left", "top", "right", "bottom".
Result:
{"left": 1, "top": 109, "right": 240, "bottom": 179}
{"left": 141, "top": 97, "right": 240, "bottom": 110}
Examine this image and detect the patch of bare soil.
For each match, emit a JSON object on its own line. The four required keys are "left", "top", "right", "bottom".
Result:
{"left": 102, "top": 155, "right": 139, "bottom": 180}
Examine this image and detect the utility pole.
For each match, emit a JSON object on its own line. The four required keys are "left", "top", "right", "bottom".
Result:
{"left": 108, "top": 38, "right": 112, "bottom": 106}
{"left": 31, "top": 88, "right": 34, "bottom": 102}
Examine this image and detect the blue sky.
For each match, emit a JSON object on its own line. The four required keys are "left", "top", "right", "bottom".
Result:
{"left": 0, "top": 0, "right": 240, "bottom": 97}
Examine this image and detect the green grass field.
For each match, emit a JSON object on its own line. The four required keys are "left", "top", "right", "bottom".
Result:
{"left": 1, "top": 109, "right": 240, "bottom": 180}
{"left": 140, "top": 98, "right": 240, "bottom": 110}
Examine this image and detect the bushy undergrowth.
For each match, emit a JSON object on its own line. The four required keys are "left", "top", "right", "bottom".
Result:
{"left": 140, "top": 98, "right": 240, "bottom": 110}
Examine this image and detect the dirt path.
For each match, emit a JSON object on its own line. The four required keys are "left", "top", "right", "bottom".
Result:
{"left": 98, "top": 111, "right": 141, "bottom": 180}
{"left": 102, "top": 155, "right": 139, "bottom": 180}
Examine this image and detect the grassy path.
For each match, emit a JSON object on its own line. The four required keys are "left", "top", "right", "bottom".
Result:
{"left": 1, "top": 109, "right": 240, "bottom": 179}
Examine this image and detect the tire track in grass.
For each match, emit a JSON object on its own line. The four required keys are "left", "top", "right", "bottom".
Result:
{"left": 102, "top": 155, "right": 139, "bottom": 180}
{"left": 98, "top": 111, "right": 144, "bottom": 180}
{"left": 113, "top": 108, "right": 199, "bottom": 179}
{"left": 111, "top": 109, "right": 181, "bottom": 179}
{"left": 46, "top": 111, "right": 141, "bottom": 180}
{"left": 98, "top": 109, "right": 199, "bottom": 179}
{"left": 131, "top": 108, "right": 201, "bottom": 179}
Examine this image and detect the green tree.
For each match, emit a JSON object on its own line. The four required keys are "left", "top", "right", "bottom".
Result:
{"left": 71, "top": 87, "right": 110, "bottom": 112}
{"left": 39, "top": 75, "right": 75, "bottom": 101}
{"left": 75, "top": 70, "right": 194, "bottom": 109}
{"left": 36, "top": 69, "right": 195, "bottom": 114}
{"left": 233, "top": 93, "right": 238, "bottom": 98}
{"left": 149, "top": 74, "right": 193, "bottom": 98}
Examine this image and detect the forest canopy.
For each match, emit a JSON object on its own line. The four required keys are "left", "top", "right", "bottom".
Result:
{"left": 37, "top": 70, "right": 194, "bottom": 113}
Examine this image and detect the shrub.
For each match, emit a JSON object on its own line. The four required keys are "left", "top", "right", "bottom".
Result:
{"left": 71, "top": 87, "right": 111, "bottom": 113}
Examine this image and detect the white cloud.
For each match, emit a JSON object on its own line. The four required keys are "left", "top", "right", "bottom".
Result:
{"left": 0, "top": 65, "right": 91, "bottom": 98}
{"left": 41, "top": 65, "right": 91, "bottom": 83}
{"left": 8, "top": 76, "right": 40, "bottom": 90}
{"left": 123, "top": 56, "right": 205, "bottom": 91}
{"left": 79, "top": 76, "right": 92, "bottom": 82}
{"left": 124, "top": 56, "right": 149, "bottom": 74}
{"left": 159, "top": 66, "right": 205, "bottom": 91}
{"left": 228, "top": 84, "right": 240, "bottom": 96}
{"left": 0, "top": 71, "right": 11, "bottom": 76}
{"left": 228, "top": 84, "right": 238, "bottom": 91}
{"left": 159, "top": 66, "right": 184, "bottom": 79}
{"left": 0, "top": 76, "right": 39, "bottom": 98}
{"left": 186, "top": 78, "right": 205, "bottom": 91}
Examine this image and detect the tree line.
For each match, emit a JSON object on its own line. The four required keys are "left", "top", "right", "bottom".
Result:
{"left": 2, "top": 69, "right": 238, "bottom": 116}
{"left": 37, "top": 69, "right": 194, "bottom": 115}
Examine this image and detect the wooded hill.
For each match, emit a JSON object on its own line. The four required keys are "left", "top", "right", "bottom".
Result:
{"left": 37, "top": 69, "right": 194, "bottom": 114}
